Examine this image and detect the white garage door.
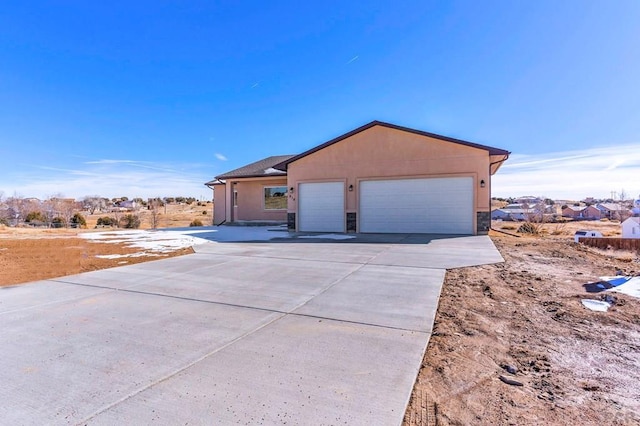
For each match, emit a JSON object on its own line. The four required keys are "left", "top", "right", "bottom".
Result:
{"left": 298, "top": 182, "right": 345, "bottom": 232}
{"left": 359, "top": 177, "right": 473, "bottom": 234}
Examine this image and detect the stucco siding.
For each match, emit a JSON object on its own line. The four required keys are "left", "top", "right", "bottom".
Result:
{"left": 229, "top": 177, "right": 288, "bottom": 222}
{"left": 212, "top": 183, "right": 227, "bottom": 225}
{"left": 286, "top": 126, "right": 491, "bottom": 219}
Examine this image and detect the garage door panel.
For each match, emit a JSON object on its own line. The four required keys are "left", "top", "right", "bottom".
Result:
{"left": 359, "top": 177, "right": 473, "bottom": 234}
{"left": 299, "top": 182, "right": 345, "bottom": 232}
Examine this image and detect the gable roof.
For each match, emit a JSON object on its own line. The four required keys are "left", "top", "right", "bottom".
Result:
{"left": 273, "top": 120, "right": 510, "bottom": 171}
{"left": 563, "top": 205, "right": 587, "bottom": 212}
{"left": 597, "top": 203, "right": 625, "bottom": 212}
{"left": 211, "top": 155, "right": 295, "bottom": 181}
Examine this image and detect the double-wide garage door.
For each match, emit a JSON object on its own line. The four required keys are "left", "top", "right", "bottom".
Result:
{"left": 360, "top": 177, "right": 473, "bottom": 234}
{"left": 298, "top": 177, "right": 473, "bottom": 234}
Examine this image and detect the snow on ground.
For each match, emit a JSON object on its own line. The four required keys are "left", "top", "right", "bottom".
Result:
{"left": 80, "top": 229, "right": 212, "bottom": 256}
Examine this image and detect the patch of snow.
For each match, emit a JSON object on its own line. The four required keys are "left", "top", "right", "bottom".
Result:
{"left": 263, "top": 167, "right": 283, "bottom": 174}
{"left": 81, "top": 229, "right": 212, "bottom": 258}
{"left": 95, "top": 253, "right": 164, "bottom": 259}
{"left": 298, "top": 234, "right": 356, "bottom": 240}
{"left": 581, "top": 299, "right": 611, "bottom": 312}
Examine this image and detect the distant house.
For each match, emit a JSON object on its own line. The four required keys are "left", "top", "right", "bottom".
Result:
{"left": 119, "top": 200, "right": 138, "bottom": 211}
{"left": 562, "top": 205, "right": 601, "bottom": 220}
{"left": 622, "top": 217, "right": 640, "bottom": 239}
{"left": 562, "top": 205, "right": 586, "bottom": 219}
{"left": 596, "top": 203, "right": 629, "bottom": 220}
{"left": 515, "top": 196, "right": 542, "bottom": 206}
{"left": 491, "top": 207, "right": 536, "bottom": 221}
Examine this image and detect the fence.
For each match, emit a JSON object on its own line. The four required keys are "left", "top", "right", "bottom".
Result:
{"left": 579, "top": 237, "right": 640, "bottom": 252}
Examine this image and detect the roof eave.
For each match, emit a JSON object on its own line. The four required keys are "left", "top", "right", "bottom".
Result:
{"left": 214, "top": 173, "right": 287, "bottom": 180}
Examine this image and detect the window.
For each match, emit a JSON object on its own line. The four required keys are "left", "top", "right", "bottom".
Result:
{"left": 233, "top": 189, "right": 238, "bottom": 207}
{"left": 264, "top": 186, "right": 287, "bottom": 210}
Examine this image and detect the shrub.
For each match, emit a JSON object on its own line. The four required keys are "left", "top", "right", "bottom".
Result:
{"left": 120, "top": 214, "right": 141, "bottom": 229}
{"left": 51, "top": 217, "right": 66, "bottom": 228}
{"left": 96, "top": 216, "right": 115, "bottom": 226}
{"left": 189, "top": 219, "right": 203, "bottom": 227}
{"left": 25, "top": 211, "right": 46, "bottom": 222}
{"left": 202, "top": 210, "right": 207, "bottom": 215}
{"left": 70, "top": 213, "right": 87, "bottom": 228}
{"left": 517, "top": 222, "right": 540, "bottom": 234}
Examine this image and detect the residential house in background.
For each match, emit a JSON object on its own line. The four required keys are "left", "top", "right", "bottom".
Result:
{"left": 206, "top": 121, "right": 510, "bottom": 235}
{"left": 596, "top": 203, "right": 629, "bottom": 220}
{"left": 622, "top": 217, "right": 640, "bottom": 239}
{"left": 562, "top": 205, "right": 602, "bottom": 220}
{"left": 491, "top": 205, "right": 537, "bottom": 221}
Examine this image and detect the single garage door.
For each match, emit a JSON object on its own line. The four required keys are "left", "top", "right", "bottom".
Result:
{"left": 359, "top": 177, "right": 473, "bottom": 234}
{"left": 298, "top": 182, "right": 345, "bottom": 232}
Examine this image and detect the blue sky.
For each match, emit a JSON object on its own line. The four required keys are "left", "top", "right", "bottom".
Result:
{"left": 1, "top": 1, "right": 639, "bottom": 200}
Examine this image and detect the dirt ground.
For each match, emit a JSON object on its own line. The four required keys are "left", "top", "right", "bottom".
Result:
{"left": 404, "top": 222, "right": 640, "bottom": 425}
{"left": 0, "top": 227, "right": 192, "bottom": 286}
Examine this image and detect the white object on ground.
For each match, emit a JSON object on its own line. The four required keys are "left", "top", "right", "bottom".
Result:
{"left": 581, "top": 299, "right": 611, "bottom": 312}
{"left": 608, "top": 277, "right": 640, "bottom": 299}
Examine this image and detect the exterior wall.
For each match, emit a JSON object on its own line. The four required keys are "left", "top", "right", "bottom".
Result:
{"left": 562, "top": 207, "right": 585, "bottom": 219}
{"left": 212, "top": 183, "right": 227, "bottom": 225}
{"left": 585, "top": 206, "right": 602, "bottom": 220}
{"left": 563, "top": 206, "right": 602, "bottom": 220}
{"left": 225, "top": 177, "right": 288, "bottom": 222}
{"left": 492, "top": 209, "right": 509, "bottom": 220}
{"left": 286, "top": 125, "right": 492, "bottom": 234}
{"left": 622, "top": 218, "right": 640, "bottom": 238}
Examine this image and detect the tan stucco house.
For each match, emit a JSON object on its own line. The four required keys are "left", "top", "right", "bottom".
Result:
{"left": 206, "top": 121, "right": 510, "bottom": 235}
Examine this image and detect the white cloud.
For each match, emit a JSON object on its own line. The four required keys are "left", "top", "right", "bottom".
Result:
{"left": 215, "top": 153, "right": 228, "bottom": 161}
{"left": 492, "top": 143, "right": 640, "bottom": 200}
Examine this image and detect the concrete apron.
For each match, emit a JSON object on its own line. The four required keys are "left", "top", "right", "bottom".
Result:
{"left": 0, "top": 235, "right": 502, "bottom": 425}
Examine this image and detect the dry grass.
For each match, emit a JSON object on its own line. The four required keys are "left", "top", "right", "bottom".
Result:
{"left": 84, "top": 202, "right": 214, "bottom": 229}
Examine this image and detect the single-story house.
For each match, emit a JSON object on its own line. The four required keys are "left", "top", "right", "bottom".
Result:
{"left": 491, "top": 208, "right": 536, "bottom": 221}
{"left": 622, "top": 217, "right": 640, "bottom": 239}
{"left": 562, "top": 205, "right": 602, "bottom": 220}
{"left": 206, "top": 121, "right": 510, "bottom": 235}
{"left": 596, "top": 203, "right": 628, "bottom": 220}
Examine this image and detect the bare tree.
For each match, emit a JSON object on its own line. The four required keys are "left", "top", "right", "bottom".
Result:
{"left": 619, "top": 188, "right": 627, "bottom": 203}
{"left": 148, "top": 198, "right": 163, "bottom": 230}
{"left": 6, "top": 194, "right": 26, "bottom": 226}
{"left": 82, "top": 195, "right": 107, "bottom": 214}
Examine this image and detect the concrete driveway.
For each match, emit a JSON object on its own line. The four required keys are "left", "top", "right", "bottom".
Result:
{"left": 0, "top": 230, "right": 503, "bottom": 425}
